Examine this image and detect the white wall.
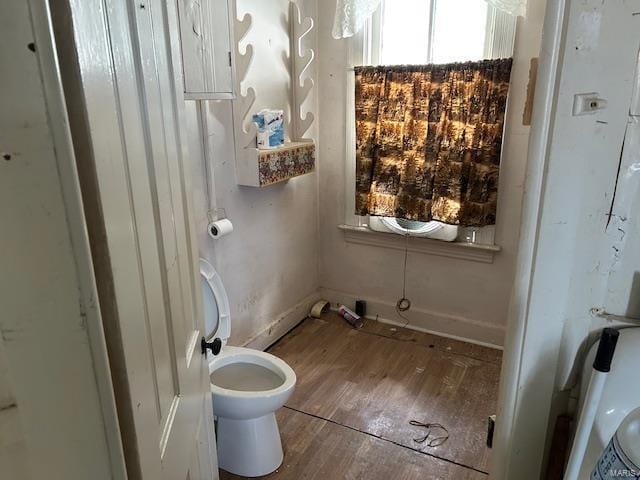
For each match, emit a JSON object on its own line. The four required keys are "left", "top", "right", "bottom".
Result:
{"left": 316, "top": 0, "right": 547, "bottom": 347}
{"left": 186, "top": 0, "right": 321, "bottom": 348}
{"left": 184, "top": 0, "right": 554, "bottom": 351}
{"left": 540, "top": 0, "right": 640, "bottom": 390}
{"left": 0, "top": 340, "right": 30, "bottom": 479}
{"left": 494, "top": 1, "right": 640, "bottom": 477}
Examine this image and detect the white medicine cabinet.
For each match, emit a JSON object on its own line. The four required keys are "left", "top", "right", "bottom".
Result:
{"left": 176, "top": 0, "right": 237, "bottom": 99}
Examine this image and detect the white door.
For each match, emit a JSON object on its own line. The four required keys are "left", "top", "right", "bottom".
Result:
{"left": 51, "top": 0, "right": 216, "bottom": 478}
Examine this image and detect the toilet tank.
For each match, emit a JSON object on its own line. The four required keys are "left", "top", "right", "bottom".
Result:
{"left": 577, "top": 327, "right": 640, "bottom": 477}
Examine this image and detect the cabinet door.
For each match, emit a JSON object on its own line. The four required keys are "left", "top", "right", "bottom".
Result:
{"left": 177, "top": 0, "right": 236, "bottom": 99}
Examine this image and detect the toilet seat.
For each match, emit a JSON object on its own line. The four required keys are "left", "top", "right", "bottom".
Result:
{"left": 199, "top": 258, "right": 230, "bottom": 346}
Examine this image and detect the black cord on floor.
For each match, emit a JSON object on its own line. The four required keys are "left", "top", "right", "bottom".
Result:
{"left": 396, "top": 233, "right": 412, "bottom": 328}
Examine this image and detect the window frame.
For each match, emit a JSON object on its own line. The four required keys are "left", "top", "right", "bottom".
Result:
{"left": 343, "top": 1, "right": 516, "bottom": 246}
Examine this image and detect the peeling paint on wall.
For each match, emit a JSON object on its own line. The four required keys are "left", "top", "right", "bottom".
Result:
{"left": 532, "top": 0, "right": 640, "bottom": 392}
{"left": 575, "top": 9, "right": 602, "bottom": 52}
{"left": 603, "top": 113, "right": 640, "bottom": 319}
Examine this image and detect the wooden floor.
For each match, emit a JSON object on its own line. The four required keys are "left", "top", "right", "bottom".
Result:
{"left": 220, "top": 313, "right": 502, "bottom": 479}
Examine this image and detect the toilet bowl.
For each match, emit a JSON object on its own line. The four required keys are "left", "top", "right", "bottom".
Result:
{"left": 200, "top": 259, "right": 296, "bottom": 477}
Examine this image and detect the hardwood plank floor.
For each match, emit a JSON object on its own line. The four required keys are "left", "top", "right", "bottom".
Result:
{"left": 220, "top": 408, "right": 487, "bottom": 480}
{"left": 220, "top": 313, "right": 502, "bottom": 479}
{"left": 359, "top": 318, "right": 502, "bottom": 366}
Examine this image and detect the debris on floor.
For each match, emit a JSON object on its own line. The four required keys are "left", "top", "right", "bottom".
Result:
{"left": 409, "top": 420, "right": 450, "bottom": 447}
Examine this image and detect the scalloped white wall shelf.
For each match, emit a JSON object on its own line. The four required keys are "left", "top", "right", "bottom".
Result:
{"left": 231, "top": 1, "right": 316, "bottom": 187}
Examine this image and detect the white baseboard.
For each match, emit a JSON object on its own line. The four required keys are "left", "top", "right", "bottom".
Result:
{"left": 242, "top": 291, "right": 323, "bottom": 351}
{"left": 320, "top": 287, "right": 505, "bottom": 349}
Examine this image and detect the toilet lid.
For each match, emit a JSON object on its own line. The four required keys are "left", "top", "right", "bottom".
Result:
{"left": 199, "top": 259, "right": 231, "bottom": 344}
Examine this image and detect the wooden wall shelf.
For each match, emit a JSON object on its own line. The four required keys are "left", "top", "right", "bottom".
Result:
{"left": 231, "top": 1, "right": 315, "bottom": 187}
{"left": 237, "top": 140, "right": 315, "bottom": 187}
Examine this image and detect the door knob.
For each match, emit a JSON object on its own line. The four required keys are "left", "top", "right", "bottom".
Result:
{"left": 201, "top": 337, "right": 222, "bottom": 357}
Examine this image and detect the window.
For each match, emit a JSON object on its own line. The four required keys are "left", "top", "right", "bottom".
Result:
{"left": 378, "top": 0, "right": 516, "bottom": 65}
{"left": 381, "top": 0, "right": 489, "bottom": 65}
{"left": 347, "top": 0, "right": 516, "bottom": 245}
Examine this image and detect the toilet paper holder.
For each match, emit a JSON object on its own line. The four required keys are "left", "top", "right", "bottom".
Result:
{"left": 206, "top": 207, "right": 227, "bottom": 222}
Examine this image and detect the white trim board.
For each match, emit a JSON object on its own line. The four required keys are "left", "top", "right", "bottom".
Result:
{"left": 339, "top": 224, "right": 501, "bottom": 264}
{"left": 321, "top": 288, "right": 505, "bottom": 348}
{"left": 1, "top": 0, "right": 126, "bottom": 477}
{"left": 242, "top": 291, "right": 323, "bottom": 351}
{"left": 492, "top": 0, "right": 567, "bottom": 476}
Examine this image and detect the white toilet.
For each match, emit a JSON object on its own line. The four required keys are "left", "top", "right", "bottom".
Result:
{"left": 200, "top": 259, "right": 296, "bottom": 477}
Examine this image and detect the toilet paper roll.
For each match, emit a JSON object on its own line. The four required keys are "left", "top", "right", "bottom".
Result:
{"left": 208, "top": 219, "right": 233, "bottom": 239}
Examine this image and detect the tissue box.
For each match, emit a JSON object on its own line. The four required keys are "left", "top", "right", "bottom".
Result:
{"left": 252, "top": 109, "right": 284, "bottom": 149}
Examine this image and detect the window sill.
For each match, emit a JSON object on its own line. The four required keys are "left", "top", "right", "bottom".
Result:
{"left": 338, "top": 224, "right": 501, "bottom": 264}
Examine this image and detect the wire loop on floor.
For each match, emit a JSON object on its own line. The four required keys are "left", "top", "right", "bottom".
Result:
{"left": 409, "top": 420, "right": 450, "bottom": 447}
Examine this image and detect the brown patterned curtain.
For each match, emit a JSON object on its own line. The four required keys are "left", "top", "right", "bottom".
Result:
{"left": 355, "top": 59, "right": 513, "bottom": 226}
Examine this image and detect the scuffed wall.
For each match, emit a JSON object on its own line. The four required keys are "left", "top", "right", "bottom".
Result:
{"left": 316, "top": 0, "right": 547, "bottom": 347}
{"left": 186, "top": 0, "right": 320, "bottom": 348}
{"left": 546, "top": 0, "right": 640, "bottom": 390}
{"left": 493, "top": 2, "right": 640, "bottom": 477}
{"left": 0, "top": 340, "right": 30, "bottom": 479}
